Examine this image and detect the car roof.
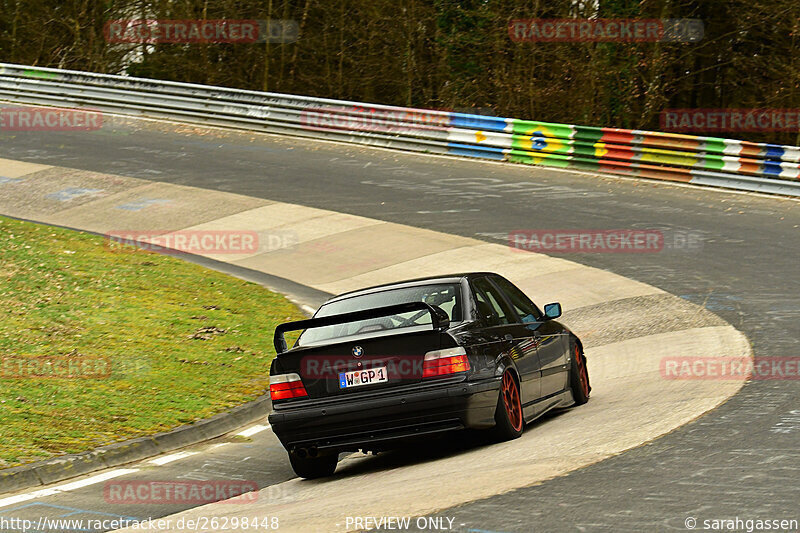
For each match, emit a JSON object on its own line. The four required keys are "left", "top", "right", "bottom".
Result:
{"left": 324, "top": 272, "right": 498, "bottom": 304}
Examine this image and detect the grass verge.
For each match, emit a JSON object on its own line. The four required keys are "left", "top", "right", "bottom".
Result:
{"left": 0, "top": 215, "right": 306, "bottom": 468}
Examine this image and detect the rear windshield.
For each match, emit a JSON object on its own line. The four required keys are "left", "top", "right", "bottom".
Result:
{"left": 296, "top": 283, "right": 462, "bottom": 346}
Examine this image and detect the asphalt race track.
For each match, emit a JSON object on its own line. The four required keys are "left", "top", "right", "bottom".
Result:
{"left": 1, "top": 117, "right": 799, "bottom": 532}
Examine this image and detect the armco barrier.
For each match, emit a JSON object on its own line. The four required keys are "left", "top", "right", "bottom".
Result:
{"left": 1, "top": 63, "right": 799, "bottom": 197}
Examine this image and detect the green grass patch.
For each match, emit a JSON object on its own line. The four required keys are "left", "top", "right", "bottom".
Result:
{"left": 0, "top": 216, "right": 306, "bottom": 468}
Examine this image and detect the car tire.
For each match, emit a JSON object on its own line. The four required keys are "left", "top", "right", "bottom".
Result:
{"left": 491, "top": 369, "right": 524, "bottom": 441}
{"left": 569, "top": 338, "right": 590, "bottom": 406}
{"left": 289, "top": 451, "right": 338, "bottom": 479}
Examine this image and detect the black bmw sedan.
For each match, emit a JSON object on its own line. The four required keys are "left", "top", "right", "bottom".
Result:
{"left": 268, "top": 272, "right": 590, "bottom": 478}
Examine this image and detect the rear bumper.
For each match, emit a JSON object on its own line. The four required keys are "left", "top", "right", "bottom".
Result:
{"left": 268, "top": 377, "right": 501, "bottom": 452}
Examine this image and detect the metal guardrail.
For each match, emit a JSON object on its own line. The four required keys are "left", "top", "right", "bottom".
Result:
{"left": 1, "top": 62, "right": 799, "bottom": 197}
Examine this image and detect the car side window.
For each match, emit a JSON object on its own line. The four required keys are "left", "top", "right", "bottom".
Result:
{"left": 473, "top": 288, "right": 497, "bottom": 322}
{"left": 490, "top": 276, "right": 542, "bottom": 323}
{"left": 472, "top": 278, "right": 512, "bottom": 326}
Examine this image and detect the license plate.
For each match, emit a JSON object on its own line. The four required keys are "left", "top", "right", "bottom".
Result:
{"left": 339, "top": 366, "right": 388, "bottom": 389}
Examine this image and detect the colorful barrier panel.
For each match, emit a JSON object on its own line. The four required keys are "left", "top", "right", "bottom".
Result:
{"left": 1, "top": 63, "right": 798, "bottom": 196}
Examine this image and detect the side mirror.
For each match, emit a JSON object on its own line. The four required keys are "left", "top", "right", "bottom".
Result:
{"left": 543, "top": 302, "right": 562, "bottom": 320}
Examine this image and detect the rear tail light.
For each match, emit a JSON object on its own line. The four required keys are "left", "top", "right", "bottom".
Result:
{"left": 269, "top": 373, "right": 308, "bottom": 400}
{"left": 423, "top": 347, "right": 470, "bottom": 378}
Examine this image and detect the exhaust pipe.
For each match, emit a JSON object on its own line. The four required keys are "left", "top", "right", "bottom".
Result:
{"left": 307, "top": 446, "right": 319, "bottom": 458}
{"left": 294, "top": 447, "right": 308, "bottom": 459}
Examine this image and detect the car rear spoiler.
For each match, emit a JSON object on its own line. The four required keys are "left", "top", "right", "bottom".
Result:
{"left": 273, "top": 301, "right": 450, "bottom": 354}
